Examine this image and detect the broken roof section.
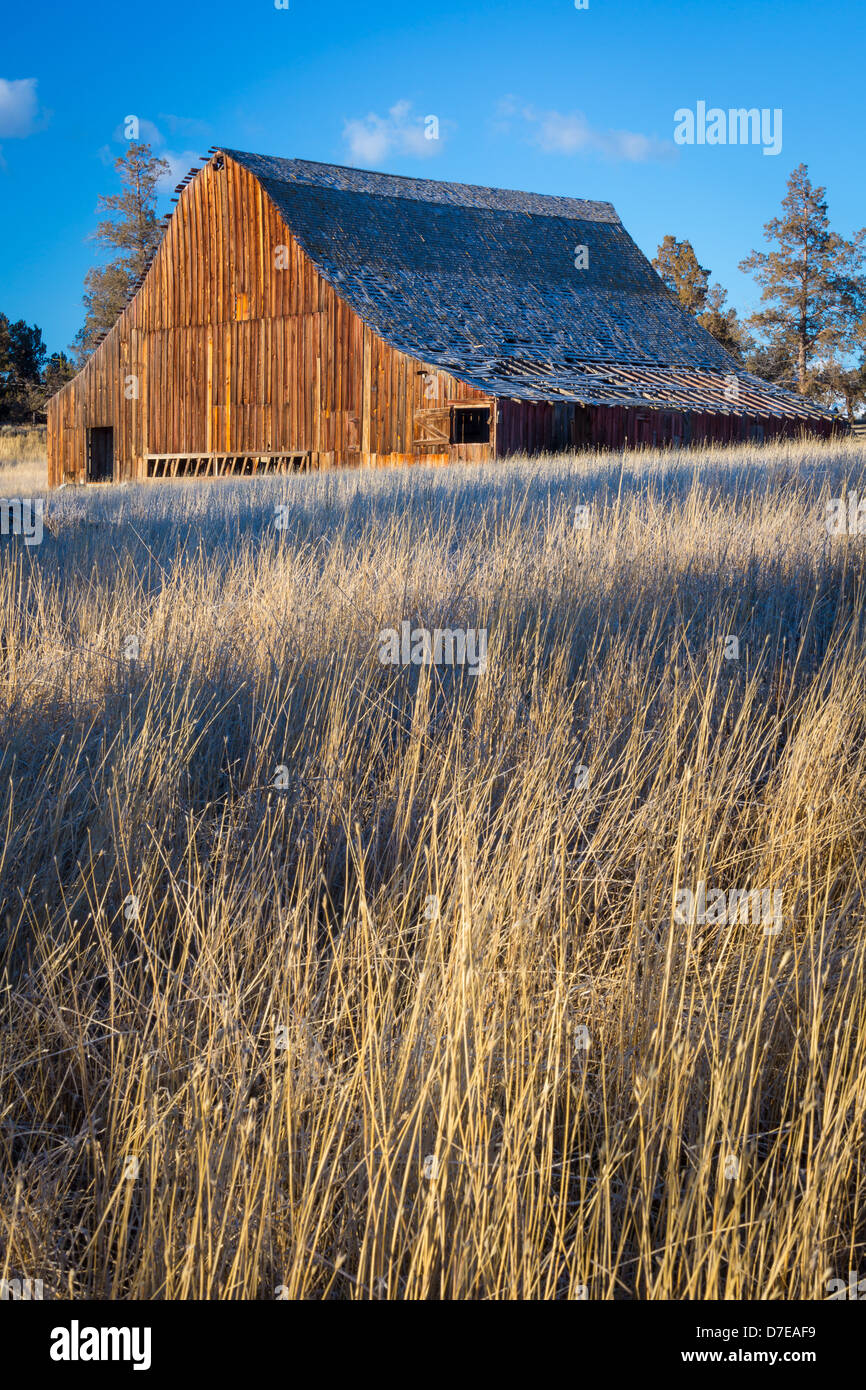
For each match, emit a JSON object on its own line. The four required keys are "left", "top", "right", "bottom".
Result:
{"left": 222, "top": 150, "right": 831, "bottom": 421}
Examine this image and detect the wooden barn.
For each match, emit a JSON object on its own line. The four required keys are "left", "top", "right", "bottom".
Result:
{"left": 47, "top": 149, "right": 836, "bottom": 486}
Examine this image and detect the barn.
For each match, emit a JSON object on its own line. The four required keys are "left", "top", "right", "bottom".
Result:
{"left": 47, "top": 149, "right": 836, "bottom": 486}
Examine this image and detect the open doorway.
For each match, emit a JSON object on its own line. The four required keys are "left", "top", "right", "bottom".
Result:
{"left": 87, "top": 427, "right": 114, "bottom": 482}
{"left": 451, "top": 407, "right": 491, "bottom": 445}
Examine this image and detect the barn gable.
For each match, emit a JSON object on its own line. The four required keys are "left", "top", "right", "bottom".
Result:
{"left": 48, "top": 153, "right": 493, "bottom": 485}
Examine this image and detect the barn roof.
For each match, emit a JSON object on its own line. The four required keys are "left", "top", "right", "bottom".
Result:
{"left": 220, "top": 150, "right": 830, "bottom": 422}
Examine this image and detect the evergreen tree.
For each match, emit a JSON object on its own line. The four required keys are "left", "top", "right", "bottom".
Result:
{"left": 812, "top": 356, "right": 866, "bottom": 423}
{"left": 39, "top": 351, "right": 76, "bottom": 406}
{"left": 0, "top": 312, "right": 48, "bottom": 423}
{"left": 745, "top": 339, "right": 797, "bottom": 392}
{"left": 739, "top": 163, "right": 866, "bottom": 396}
{"left": 72, "top": 142, "right": 169, "bottom": 364}
{"left": 697, "top": 283, "right": 748, "bottom": 363}
{"left": 653, "top": 236, "right": 747, "bottom": 360}
{"left": 0, "top": 315, "right": 77, "bottom": 422}
{"left": 652, "top": 235, "right": 710, "bottom": 315}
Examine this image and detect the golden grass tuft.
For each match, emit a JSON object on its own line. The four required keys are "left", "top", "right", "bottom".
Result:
{"left": 2, "top": 436, "right": 866, "bottom": 1299}
{"left": 0, "top": 426, "right": 48, "bottom": 494}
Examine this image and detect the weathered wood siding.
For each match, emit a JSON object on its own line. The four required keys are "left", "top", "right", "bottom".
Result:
{"left": 494, "top": 399, "right": 837, "bottom": 457}
{"left": 47, "top": 155, "right": 493, "bottom": 485}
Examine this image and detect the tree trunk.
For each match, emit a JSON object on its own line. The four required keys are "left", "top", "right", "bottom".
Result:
{"left": 798, "top": 332, "right": 807, "bottom": 393}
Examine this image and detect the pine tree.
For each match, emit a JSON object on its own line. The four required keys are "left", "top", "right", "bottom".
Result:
{"left": 0, "top": 312, "right": 48, "bottom": 423}
{"left": 652, "top": 235, "right": 710, "bottom": 315}
{"left": 745, "top": 339, "right": 797, "bottom": 392}
{"left": 812, "top": 355, "right": 866, "bottom": 423}
{"left": 653, "top": 236, "right": 746, "bottom": 359}
{"left": 739, "top": 163, "right": 866, "bottom": 396}
{"left": 697, "top": 283, "right": 748, "bottom": 363}
{"left": 1, "top": 314, "right": 78, "bottom": 422}
{"left": 39, "top": 352, "right": 76, "bottom": 407}
{"left": 72, "top": 142, "right": 169, "bottom": 364}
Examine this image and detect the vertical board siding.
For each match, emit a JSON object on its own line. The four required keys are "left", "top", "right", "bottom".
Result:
{"left": 48, "top": 155, "right": 491, "bottom": 485}
{"left": 493, "top": 399, "right": 835, "bottom": 460}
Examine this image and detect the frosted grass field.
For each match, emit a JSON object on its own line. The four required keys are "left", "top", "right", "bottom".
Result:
{"left": 2, "top": 436, "right": 866, "bottom": 1299}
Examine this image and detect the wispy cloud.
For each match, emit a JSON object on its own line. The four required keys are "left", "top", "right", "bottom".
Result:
{"left": 157, "top": 113, "right": 212, "bottom": 143}
{"left": 342, "top": 100, "right": 448, "bottom": 166}
{"left": 0, "top": 77, "right": 39, "bottom": 138}
{"left": 109, "top": 116, "right": 164, "bottom": 148}
{"left": 495, "top": 97, "right": 671, "bottom": 163}
{"left": 106, "top": 116, "right": 204, "bottom": 194}
{"left": 153, "top": 149, "right": 202, "bottom": 194}
{"left": 0, "top": 76, "right": 45, "bottom": 168}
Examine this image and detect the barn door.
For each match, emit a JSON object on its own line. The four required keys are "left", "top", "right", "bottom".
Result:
{"left": 87, "top": 427, "right": 114, "bottom": 482}
{"left": 414, "top": 407, "right": 451, "bottom": 453}
{"left": 635, "top": 414, "right": 653, "bottom": 446}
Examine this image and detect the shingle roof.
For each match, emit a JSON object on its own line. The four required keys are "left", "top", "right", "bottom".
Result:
{"left": 222, "top": 150, "right": 832, "bottom": 421}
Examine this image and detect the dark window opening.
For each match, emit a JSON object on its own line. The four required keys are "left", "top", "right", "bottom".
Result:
{"left": 451, "top": 407, "right": 491, "bottom": 445}
{"left": 87, "top": 427, "right": 114, "bottom": 482}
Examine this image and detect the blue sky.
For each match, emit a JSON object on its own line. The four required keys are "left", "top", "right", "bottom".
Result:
{"left": 1, "top": 0, "right": 863, "bottom": 356}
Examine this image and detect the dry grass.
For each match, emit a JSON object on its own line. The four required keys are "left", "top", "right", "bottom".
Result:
{"left": 2, "top": 436, "right": 866, "bottom": 1300}
{"left": 0, "top": 426, "right": 48, "bottom": 494}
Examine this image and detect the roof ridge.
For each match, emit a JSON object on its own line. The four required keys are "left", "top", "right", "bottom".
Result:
{"left": 220, "top": 148, "right": 620, "bottom": 221}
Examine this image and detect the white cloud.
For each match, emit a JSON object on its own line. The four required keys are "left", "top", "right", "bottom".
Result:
{"left": 0, "top": 77, "right": 39, "bottom": 138}
{"left": 106, "top": 116, "right": 202, "bottom": 195}
{"left": 155, "top": 148, "right": 202, "bottom": 194}
{"left": 342, "top": 101, "right": 447, "bottom": 166}
{"left": 533, "top": 111, "right": 597, "bottom": 155}
{"left": 497, "top": 99, "right": 671, "bottom": 163}
{"left": 111, "top": 116, "right": 164, "bottom": 146}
